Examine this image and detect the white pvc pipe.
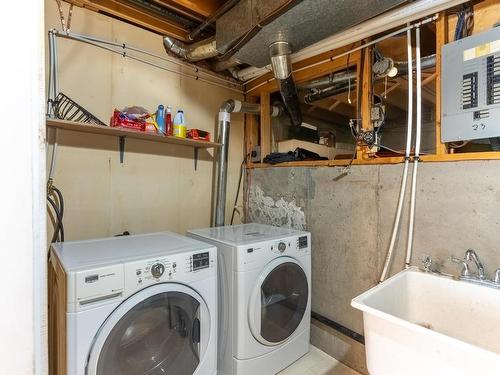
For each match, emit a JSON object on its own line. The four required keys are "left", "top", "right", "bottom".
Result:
{"left": 239, "top": 0, "right": 469, "bottom": 82}
{"left": 405, "top": 26, "right": 423, "bottom": 268}
{"left": 379, "top": 26, "right": 413, "bottom": 283}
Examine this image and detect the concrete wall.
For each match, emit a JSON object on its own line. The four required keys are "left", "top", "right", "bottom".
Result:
{"left": 247, "top": 160, "right": 500, "bottom": 373}
{"left": 45, "top": 1, "right": 244, "bottom": 241}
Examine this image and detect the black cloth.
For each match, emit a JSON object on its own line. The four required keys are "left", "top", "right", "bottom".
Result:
{"left": 263, "top": 147, "right": 328, "bottom": 164}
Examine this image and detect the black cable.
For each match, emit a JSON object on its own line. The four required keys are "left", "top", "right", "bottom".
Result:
{"left": 230, "top": 154, "right": 250, "bottom": 225}
{"left": 52, "top": 186, "right": 64, "bottom": 220}
{"left": 47, "top": 195, "right": 64, "bottom": 243}
{"left": 47, "top": 185, "right": 65, "bottom": 243}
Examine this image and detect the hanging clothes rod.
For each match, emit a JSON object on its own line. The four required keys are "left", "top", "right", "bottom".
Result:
{"left": 51, "top": 29, "right": 244, "bottom": 94}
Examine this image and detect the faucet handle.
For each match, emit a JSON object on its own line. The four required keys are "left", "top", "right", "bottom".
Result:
{"left": 451, "top": 257, "right": 471, "bottom": 277}
{"left": 494, "top": 269, "right": 500, "bottom": 284}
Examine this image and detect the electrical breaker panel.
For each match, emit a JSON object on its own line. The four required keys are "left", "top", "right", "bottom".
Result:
{"left": 441, "top": 27, "right": 500, "bottom": 142}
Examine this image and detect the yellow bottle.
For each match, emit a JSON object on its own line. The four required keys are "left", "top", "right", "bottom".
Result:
{"left": 173, "top": 110, "right": 186, "bottom": 138}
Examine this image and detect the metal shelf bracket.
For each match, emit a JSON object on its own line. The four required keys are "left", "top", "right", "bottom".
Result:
{"left": 119, "top": 136, "right": 126, "bottom": 164}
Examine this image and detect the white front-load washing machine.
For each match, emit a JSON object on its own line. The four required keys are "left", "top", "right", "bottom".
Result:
{"left": 49, "top": 232, "right": 217, "bottom": 375}
{"left": 188, "top": 223, "right": 311, "bottom": 375}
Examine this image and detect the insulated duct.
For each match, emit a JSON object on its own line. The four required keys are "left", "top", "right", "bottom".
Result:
{"left": 270, "top": 41, "right": 302, "bottom": 126}
{"left": 214, "top": 99, "right": 282, "bottom": 227}
{"left": 163, "top": 36, "right": 219, "bottom": 62}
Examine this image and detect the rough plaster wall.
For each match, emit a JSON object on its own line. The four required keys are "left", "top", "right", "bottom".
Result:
{"left": 45, "top": 1, "right": 244, "bottom": 241}
{"left": 247, "top": 160, "right": 500, "bottom": 373}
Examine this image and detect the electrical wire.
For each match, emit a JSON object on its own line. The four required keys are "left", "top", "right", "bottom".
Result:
{"left": 230, "top": 154, "right": 251, "bottom": 225}
{"left": 47, "top": 130, "right": 65, "bottom": 244}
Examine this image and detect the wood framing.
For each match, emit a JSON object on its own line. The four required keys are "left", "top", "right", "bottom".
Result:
{"left": 244, "top": 96, "right": 259, "bottom": 165}
{"left": 243, "top": 1, "right": 500, "bottom": 169}
{"left": 65, "top": 0, "right": 190, "bottom": 40}
{"left": 260, "top": 92, "right": 271, "bottom": 162}
{"left": 435, "top": 13, "right": 448, "bottom": 156}
{"left": 359, "top": 46, "right": 373, "bottom": 159}
{"left": 48, "top": 249, "right": 67, "bottom": 375}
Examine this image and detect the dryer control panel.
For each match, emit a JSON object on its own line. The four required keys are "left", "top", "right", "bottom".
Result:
{"left": 236, "top": 233, "right": 311, "bottom": 271}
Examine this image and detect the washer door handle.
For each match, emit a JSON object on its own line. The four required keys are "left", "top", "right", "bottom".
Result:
{"left": 192, "top": 317, "right": 200, "bottom": 344}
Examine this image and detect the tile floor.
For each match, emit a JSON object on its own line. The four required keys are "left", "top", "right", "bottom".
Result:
{"left": 279, "top": 345, "right": 362, "bottom": 375}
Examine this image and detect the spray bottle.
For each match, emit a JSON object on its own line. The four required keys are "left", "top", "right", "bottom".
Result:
{"left": 165, "top": 106, "right": 173, "bottom": 136}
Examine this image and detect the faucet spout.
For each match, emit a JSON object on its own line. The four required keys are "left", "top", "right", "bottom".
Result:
{"left": 465, "top": 249, "right": 486, "bottom": 279}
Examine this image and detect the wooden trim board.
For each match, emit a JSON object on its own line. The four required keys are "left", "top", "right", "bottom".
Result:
{"left": 48, "top": 249, "right": 67, "bottom": 375}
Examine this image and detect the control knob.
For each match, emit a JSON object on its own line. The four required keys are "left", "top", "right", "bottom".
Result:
{"left": 151, "top": 263, "right": 165, "bottom": 278}
{"left": 278, "top": 242, "right": 286, "bottom": 253}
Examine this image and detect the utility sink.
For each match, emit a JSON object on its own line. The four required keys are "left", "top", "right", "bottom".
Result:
{"left": 352, "top": 267, "right": 500, "bottom": 375}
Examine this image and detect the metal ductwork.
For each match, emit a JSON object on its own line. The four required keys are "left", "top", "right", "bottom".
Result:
{"left": 216, "top": 0, "right": 409, "bottom": 68}
{"left": 214, "top": 99, "right": 282, "bottom": 227}
{"left": 163, "top": 36, "right": 219, "bottom": 62}
{"left": 303, "top": 54, "right": 437, "bottom": 104}
{"left": 212, "top": 56, "right": 241, "bottom": 72}
{"left": 270, "top": 41, "right": 302, "bottom": 126}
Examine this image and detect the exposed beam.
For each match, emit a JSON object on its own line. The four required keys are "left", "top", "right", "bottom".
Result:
{"left": 158, "top": 0, "right": 224, "bottom": 18}
{"left": 65, "top": 0, "right": 190, "bottom": 40}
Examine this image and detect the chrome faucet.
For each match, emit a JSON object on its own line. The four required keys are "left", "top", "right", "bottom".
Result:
{"left": 451, "top": 257, "right": 471, "bottom": 277}
{"left": 465, "top": 249, "right": 486, "bottom": 279}
{"left": 451, "top": 249, "right": 500, "bottom": 289}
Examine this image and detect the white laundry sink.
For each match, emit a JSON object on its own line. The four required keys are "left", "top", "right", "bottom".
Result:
{"left": 351, "top": 267, "right": 500, "bottom": 375}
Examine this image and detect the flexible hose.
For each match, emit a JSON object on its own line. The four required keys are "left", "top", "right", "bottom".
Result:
{"left": 405, "top": 26, "right": 423, "bottom": 268}
{"left": 47, "top": 195, "right": 64, "bottom": 243}
{"left": 379, "top": 26, "right": 413, "bottom": 283}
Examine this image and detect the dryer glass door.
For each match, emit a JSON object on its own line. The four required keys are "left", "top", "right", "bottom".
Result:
{"left": 87, "top": 284, "right": 208, "bottom": 375}
{"left": 252, "top": 258, "right": 309, "bottom": 345}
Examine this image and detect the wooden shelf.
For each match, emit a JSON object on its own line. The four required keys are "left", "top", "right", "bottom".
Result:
{"left": 46, "top": 119, "right": 221, "bottom": 149}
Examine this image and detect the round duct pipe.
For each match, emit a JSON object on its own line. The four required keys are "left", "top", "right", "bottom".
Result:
{"left": 269, "top": 41, "right": 303, "bottom": 127}
{"left": 214, "top": 99, "right": 282, "bottom": 227}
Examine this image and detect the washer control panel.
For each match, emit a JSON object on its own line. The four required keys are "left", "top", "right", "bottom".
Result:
{"left": 124, "top": 249, "right": 215, "bottom": 292}
{"left": 192, "top": 252, "right": 210, "bottom": 271}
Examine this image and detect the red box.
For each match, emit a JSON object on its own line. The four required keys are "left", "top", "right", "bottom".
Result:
{"left": 187, "top": 129, "right": 211, "bottom": 141}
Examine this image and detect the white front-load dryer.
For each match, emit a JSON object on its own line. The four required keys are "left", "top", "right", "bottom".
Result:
{"left": 188, "top": 223, "right": 311, "bottom": 375}
{"left": 49, "top": 232, "right": 217, "bottom": 375}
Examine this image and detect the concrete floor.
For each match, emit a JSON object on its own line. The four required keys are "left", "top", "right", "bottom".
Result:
{"left": 279, "top": 346, "right": 361, "bottom": 375}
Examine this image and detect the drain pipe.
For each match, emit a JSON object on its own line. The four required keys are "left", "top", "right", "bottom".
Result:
{"left": 405, "top": 26, "right": 423, "bottom": 268}
{"left": 379, "top": 26, "right": 414, "bottom": 283}
{"left": 214, "top": 100, "right": 282, "bottom": 227}
{"left": 270, "top": 41, "right": 302, "bottom": 126}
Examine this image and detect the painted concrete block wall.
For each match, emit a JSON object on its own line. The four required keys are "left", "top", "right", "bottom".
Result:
{"left": 247, "top": 160, "right": 500, "bottom": 373}
{"left": 45, "top": 1, "right": 244, "bottom": 241}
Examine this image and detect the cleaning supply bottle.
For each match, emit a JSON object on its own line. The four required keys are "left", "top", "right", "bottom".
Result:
{"left": 156, "top": 105, "right": 165, "bottom": 134}
{"left": 173, "top": 110, "right": 186, "bottom": 138}
{"left": 165, "top": 106, "right": 173, "bottom": 136}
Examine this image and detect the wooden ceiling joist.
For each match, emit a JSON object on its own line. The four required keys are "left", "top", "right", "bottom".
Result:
{"left": 66, "top": 0, "right": 191, "bottom": 40}
{"left": 158, "top": 0, "right": 225, "bottom": 18}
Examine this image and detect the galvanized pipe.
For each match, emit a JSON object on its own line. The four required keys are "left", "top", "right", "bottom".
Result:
{"left": 214, "top": 99, "right": 281, "bottom": 227}
{"left": 55, "top": 30, "right": 242, "bottom": 91}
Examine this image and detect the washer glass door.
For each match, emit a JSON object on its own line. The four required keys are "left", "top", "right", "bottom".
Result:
{"left": 87, "top": 284, "right": 208, "bottom": 375}
{"left": 250, "top": 257, "right": 309, "bottom": 345}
